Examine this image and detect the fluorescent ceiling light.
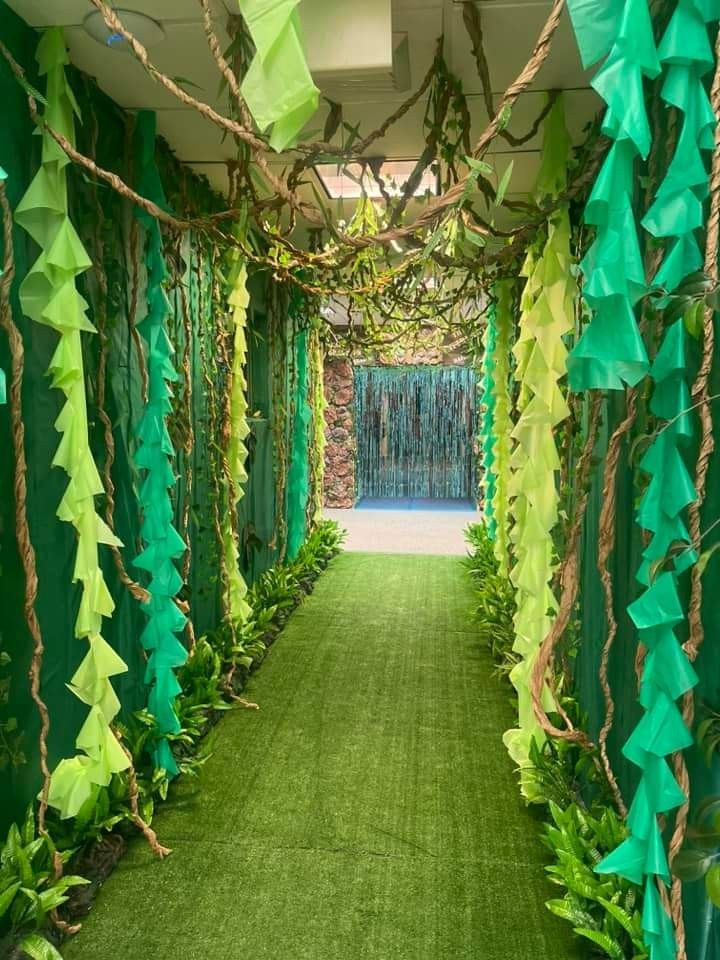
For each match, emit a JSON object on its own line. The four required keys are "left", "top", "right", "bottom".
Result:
{"left": 83, "top": 10, "right": 165, "bottom": 51}
{"left": 315, "top": 160, "right": 438, "bottom": 200}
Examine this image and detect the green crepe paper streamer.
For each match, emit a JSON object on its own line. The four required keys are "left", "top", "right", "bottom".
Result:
{"left": 504, "top": 97, "right": 576, "bottom": 798}
{"left": 595, "top": 3, "right": 717, "bottom": 954}
{"left": 222, "top": 229, "right": 252, "bottom": 626}
{"left": 491, "top": 280, "right": 513, "bottom": 573}
{"left": 239, "top": 0, "right": 320, "bottom": 152}
{"left": 479, "top": 301, "right": 497, "bottom": 538}
{"left": 0, "top": 165, "right": 7, "bottom": 405}
{"left": 566, "top": 0, "right": 660, "bottom": 391}
{"left": 132, "top": 111, "right": 188, "bottom": 779}
{"left": 287, "top": 323, "right": 311, "bottom": 559}
{"left": 14, "top": 28, "right": 129, "bottom": 819}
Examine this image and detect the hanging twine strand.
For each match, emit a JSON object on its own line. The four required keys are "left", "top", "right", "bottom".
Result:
{"left": 0, "top": 180, "right": 53, "bottom": 834}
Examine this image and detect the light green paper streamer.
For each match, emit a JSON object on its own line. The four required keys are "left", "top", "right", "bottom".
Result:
{"left": 15, "top": 28, "right": 129, "bottom": 819}
{"left": 490, "top": 280, "right": 513, "bottom": 573}
{"left": 504, "top": 98, "right": 576, "bottom": 798}
{"left": 239, "top": 0, "right": 320, "bottom": 152}
{"left": 595, "top": 2, "right": 717, "bottom": 955}
{"left": 223, "top": 234, "right": 252, "bottom": 626}
{"left": 479, "top": 302, "right": 497, "bottom": 538}
{"left": 565, "top": 0, "right": 660, "bottom": 391}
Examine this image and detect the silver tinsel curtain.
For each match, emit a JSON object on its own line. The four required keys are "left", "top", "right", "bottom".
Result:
{"left": 354, "top": 366, "right": 477, "bottom": 500}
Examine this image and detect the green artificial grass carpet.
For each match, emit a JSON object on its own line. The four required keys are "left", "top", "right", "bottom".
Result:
{"left": 63, "top": 553, "right": 579, "bottom": 959}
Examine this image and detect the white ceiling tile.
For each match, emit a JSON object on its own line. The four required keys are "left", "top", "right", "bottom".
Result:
{"left": 64, "top": 18, "right": 232, "bottom": 111}
{"left": 446, "top": 3, "right": 591, "bottom": 94}
{"left": 5, "top": 0, "right": 227, "bottom": 27}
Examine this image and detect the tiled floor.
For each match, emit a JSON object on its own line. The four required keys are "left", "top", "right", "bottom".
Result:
{"left": 324, "top": 504, "right": 479, "bottom": 555}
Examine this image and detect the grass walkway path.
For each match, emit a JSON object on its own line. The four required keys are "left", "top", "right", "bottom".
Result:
{"left": 64, "top": 553, "right": 577, "bottom": 959}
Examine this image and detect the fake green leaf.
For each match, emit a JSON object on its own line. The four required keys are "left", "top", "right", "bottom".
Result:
{"left": 0, "top": 881, "right": 21, "bottom": 917}
{"left": 707, "top": 864, "right": 720, "bottom": 906}
{"left": 696, "top": 542, "right": 720, "bottom": 578}
{"left": 673, "top": 847, "right": 713, "bottom": 884}
{"left": 20, "top": 934, "right": 63, "bottom": 960}
{"left": 573, "top": 927, "right": 624, "bottom": 959}
{"left": 495, "top": 160, "right": 514, "bottom": 207}
{"left": 497, "top": 103, "right": 512, "bottom": 131}
{"left": 170, "top": 76, "right": 203, "bottom": 91}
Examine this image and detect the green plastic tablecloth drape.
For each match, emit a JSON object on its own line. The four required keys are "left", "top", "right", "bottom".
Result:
{"left": 0, "top": 165, "right": 7, "bottom": 406}
{"left": 480, "top": 301, "right": 497, "bottom": 538}
{"left": 239, "top": 0, "right": 319, "bottom": 152}
{"left": 14, "top": 28, "right": 129, "bottom": 819}
{"left": 132, "top": 111, "right": 188, "bottom": 779}
{"left": 565, "top": 0, "right": 660, "bottom": 391}
{"left": 222, "top": 233, "right": 252, "bottom": 626}
{"left": 490, "top": 280, "right": 514, "bottom": 573}
{"left": 592, "top": 2, "right": 718, "bottom": 956}
{"left": 504, "top": 97, "right": 576, "bottom": 796}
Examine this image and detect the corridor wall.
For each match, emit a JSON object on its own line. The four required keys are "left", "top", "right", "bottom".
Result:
{"left": 0, "top": 1, "right": 312, "bottom": 834}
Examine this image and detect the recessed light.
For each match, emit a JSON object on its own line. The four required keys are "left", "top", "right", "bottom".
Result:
{"left": 83, "top": 9, "right": 165, "bottom": 51}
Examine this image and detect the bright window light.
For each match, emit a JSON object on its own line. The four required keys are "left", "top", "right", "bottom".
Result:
{"left": 315, "top": 160, "right": 438, "bottom": 200}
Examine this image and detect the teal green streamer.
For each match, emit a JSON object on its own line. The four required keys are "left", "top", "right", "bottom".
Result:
{"left": 132, "top": 111, "right": 188, "bottom": 778}
{"left": 287, "top": 326, "right": 310, "bottom": 559}
{"left": 593, "top": 3, "right": 718, "bottom": 957}
{"left": 480, "top": 302, "right": 498, "bottom": 538}
{"left": 565, "top": 0, "right": 660, "bottom": 390}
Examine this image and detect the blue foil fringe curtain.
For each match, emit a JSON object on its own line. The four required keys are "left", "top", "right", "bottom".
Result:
{"left": 354, "top": 366, "right": 477, "bottom": 500}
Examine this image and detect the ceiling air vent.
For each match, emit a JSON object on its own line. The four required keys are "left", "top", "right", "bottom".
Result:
{"left": 299, "top": 0, "right": 410, "bottom": 98}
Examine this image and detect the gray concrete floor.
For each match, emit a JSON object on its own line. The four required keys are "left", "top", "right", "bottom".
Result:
{"left": 324, "top": 506, "right": 479, "bottom": 555}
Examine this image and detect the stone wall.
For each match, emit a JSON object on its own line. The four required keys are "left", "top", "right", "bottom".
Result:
{"left": 323, "top": 358, "right": 356, "bottom": 508}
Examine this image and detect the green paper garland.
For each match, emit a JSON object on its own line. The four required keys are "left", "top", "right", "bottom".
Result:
{"left": 223, "top": 233, "right": 252, "bottom": 626}
{"left": 479, "top": 301, "right": 497, "bottom": 538}
{"left": 132, "top": 111, "right": 188, "bottom": 779}
{"left": 15, "top": 28, "right": 129, "bottom": 819}
{"left": 504, "top": 98, "right": 576, "bottom": 797}
{"left": 490, "top": 280, "right": 514, "bottom": 573}
{"left": 239, "top": 0, "right": 320, "bottom": 152}
{"left": 565, "top": 0, "right": 660, "bottom": 391}
{"left": 287, "top": 325, "right": 311, "bottom": 559}
{"left": 595, "top": 3, "right": 718, "bottom": 956}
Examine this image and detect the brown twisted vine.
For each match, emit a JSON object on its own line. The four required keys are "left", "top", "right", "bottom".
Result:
{"left": 667, "top": 29, "right": 720, "bottom": 958}
{"left": 529, "top": 395, "right": 606, "bottom": 756}
{"left": 86, "top": 0, "right": 566, "bottom": 250}
{"left": 0, "top": 181, "right": 53, "bottom": 834}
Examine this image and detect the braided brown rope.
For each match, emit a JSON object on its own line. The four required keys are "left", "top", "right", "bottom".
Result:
{"left": 119, "top": 741, "right": 171, "bottom": 858}
{"left": 86, "top": 0, "right": 565, "bottom": 249}
{"left": 666, "top": 31, "right": 720, "bottom": 957}
{"left": 530, "top": 394, "right": 604, "bottom": 753}
{"left": 595, "top": 390, "right": 639, "bottom": 821}
{"left": 0, "top": 181, "right": 53, "bottom": 833}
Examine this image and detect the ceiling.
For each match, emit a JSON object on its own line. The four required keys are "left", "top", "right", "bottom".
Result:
{"left": 5, "top": 0, "right": 601, "bottom": 224}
